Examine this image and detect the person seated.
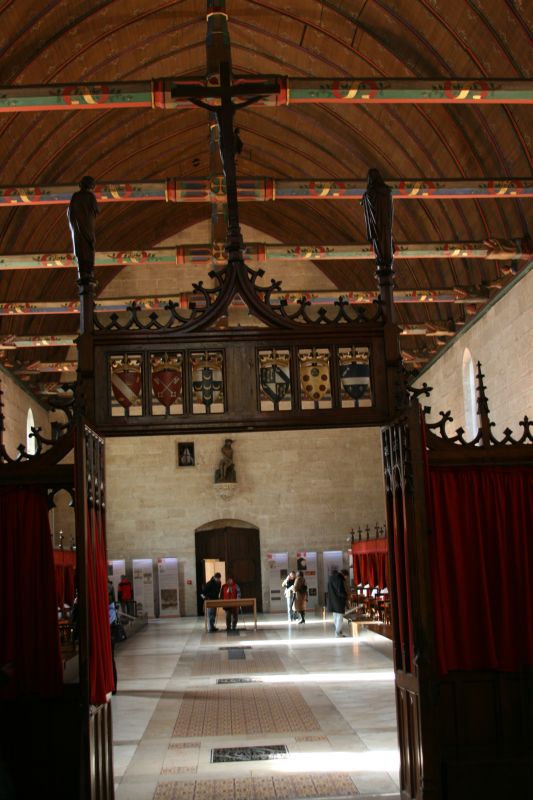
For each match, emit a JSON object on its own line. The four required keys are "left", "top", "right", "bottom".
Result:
{"left": 220, "top": 576, "right": 241, "bottom": 630}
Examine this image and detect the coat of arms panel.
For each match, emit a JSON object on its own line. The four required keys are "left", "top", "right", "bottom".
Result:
{"left": 298, "top": 348, "right": 332, "bottom": 409}
{"left": 110, "top": 355, "right": 143, "bottom": 417}
{"left": 338, "top": 346, "right": 372, "bottom": 407}
{"left": 151, "top": 352, "right": 183, "bottom": 416}
{"left": 191, "top": 351, "right": 225, "bottom": 414}
{"left": 258, "top": 349, "right": 292, "bottom": 411}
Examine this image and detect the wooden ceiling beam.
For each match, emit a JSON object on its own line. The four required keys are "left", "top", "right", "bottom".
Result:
{"left": 0, "top": 290, "right": 490, "bottom": 319}
{"left": 0, "top": 178, "right": 531, "bottom": 206}
{"left": 0, "top": 78, "right": 531, "bottom": 114}
{"left": 0, "top": 323, "right": 458, "bottom": 350}
{"left": 0, "top": 240, "right": 527, "bottom": 271}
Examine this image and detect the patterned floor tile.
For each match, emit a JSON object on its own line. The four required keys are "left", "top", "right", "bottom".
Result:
{"left": 172, "top": 685, "right": 319, "bottom": 736}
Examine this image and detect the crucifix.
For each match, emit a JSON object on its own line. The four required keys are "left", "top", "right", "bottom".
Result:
{"left": 170, "top": 2, "right": 279, "bottom": 266}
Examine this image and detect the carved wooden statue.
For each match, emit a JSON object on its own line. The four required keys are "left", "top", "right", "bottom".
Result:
{"left": 67, "top": 175, "right": 99, "bottom": 280}
{"left": 361, "top": 168, "right": 394, "bottom": 267}
{"left": 215, "top": 438, "right": 236, "bottom": 483}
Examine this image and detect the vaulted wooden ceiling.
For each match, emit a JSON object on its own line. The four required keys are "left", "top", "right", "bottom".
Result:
{"left": 0, "top": 0, "right": 531, "bottom": 397}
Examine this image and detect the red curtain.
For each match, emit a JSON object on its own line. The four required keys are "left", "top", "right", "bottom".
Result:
{"left": 428, "top": 465, "right": 533, "bottom": 674}
{"left": 53, "top": 549, "right": 76, "bottom": 608}
{"left": 86, "top": 508, "right": 114, "bottom": 704}
{"left": 0, "top": 487, "right": 63, "bottom": 698}
{"left": 352, "top": 539, "right": 389, "bottom": 588}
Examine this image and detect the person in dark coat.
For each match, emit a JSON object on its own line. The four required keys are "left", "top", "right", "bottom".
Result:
{"left": 327, "top": 568, "right": 347, "bottom": 637}
{"left": 291, "top": 570, "right": 308, "bottom": 624}
{"left": 201, "top": 572, "right": 222, "bottom": 632}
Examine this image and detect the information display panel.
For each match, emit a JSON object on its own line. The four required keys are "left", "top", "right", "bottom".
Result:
{"left": 132, "top": 558, "right": 155, "bottom": 617}
{"left": 157, "top": 557, "right": 180, "bottom": 617}
{"left": 267, "top": 552, "right": 288, "bottom": 611}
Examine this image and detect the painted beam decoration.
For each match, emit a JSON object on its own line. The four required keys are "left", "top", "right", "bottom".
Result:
{"left": 0, "top": 324, "right": 459, "bottom": 350}
{"left": 0, "top": 178, "right": 531, "bottom": 206}
{"left": 0, "top": 78, "right": 532, "bottom": 113}
{"left": 0, "top": 238, "right": 529, "bottom": 271}
{"left": 0, "top": 289, "right": 490, "bottom": 319}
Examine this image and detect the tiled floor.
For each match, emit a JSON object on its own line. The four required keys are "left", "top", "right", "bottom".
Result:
{"left": 112, "top": 614, "right": 400, "bottom": 800}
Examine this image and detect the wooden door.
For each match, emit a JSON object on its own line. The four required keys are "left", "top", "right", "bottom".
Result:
{"left": 382, "top": 403, "right": 439, "bottom": 800}
{"left": 195, "top": 526, "right": 262, "bottom": 614}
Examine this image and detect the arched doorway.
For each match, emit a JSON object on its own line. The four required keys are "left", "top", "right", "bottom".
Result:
{"left": 195, "top": 519, "right": 261, "bottom": 614}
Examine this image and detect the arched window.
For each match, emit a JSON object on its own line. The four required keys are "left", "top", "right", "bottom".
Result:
{"left": 26, "top": 408, "right": 37, "bottom": 455}
{"left": 462, "top": 349, "right": 477, "bottom": 439}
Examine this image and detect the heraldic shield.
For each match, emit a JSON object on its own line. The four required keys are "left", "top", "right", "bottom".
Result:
{"left": 191, "top": 352, "right": 224, "bottom": 409}
{"left": 340, "top": 361, "right": 370, "bottom": 401}
{"left": 111, "top": 355, "right": 142, "bottom": 409}
{"left": 151, "top": 354, "right": 183, "bottom": 408}
{"left": 259, "top": 351, "right": 291, "bottom": 404}
{"left": 300, "top": 354, "right": 330, "bottom": 401}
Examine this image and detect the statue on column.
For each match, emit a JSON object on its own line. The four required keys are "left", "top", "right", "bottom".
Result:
{"left": 67, "top": 176, "right": 99, "bottom": 281}
{"left": 361, "top": 168, "right": 394, "bottom": 267}
{"left": 215, "top": 438, "right": 236, "bottom": 483}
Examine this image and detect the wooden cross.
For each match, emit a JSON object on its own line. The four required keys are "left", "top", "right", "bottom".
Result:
{"left": 171, "top": 3, "right": 279, "bottom": 264}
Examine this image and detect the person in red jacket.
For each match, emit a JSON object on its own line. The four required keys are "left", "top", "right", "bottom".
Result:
{"left": 220, "top": 577, "right": 241, "bottom": 631}
{"left": 118, "top": 575, "right": 133, "bottom": 614}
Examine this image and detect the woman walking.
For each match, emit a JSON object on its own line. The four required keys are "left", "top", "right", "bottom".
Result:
{"left": 292, "top": 570, "right": 308, "bottom": 624}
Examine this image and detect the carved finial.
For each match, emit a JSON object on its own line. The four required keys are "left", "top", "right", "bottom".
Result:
{"left": 375, "top": 522, "right": 380, "bottom": 536}
{"left": 365, "top": 524, "right": 370, "bottom": 540}
{"left": 357, "top": 525, "right": 362, "bottom": 541}
{"left": 476, "top": 361, "right": 492, "bottom": 445}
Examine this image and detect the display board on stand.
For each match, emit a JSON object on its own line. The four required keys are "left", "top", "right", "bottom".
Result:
{"left": 296, "top": 551, "right": 318, "bottom": 609}
{"left": 267, "top": 552, "right": 288, "bottom": 611}
{"left": 132, "top": 558, "right": 155, "bottom": 617}
{"left": 157, "top": 557, "right": 180, "bottom": 617}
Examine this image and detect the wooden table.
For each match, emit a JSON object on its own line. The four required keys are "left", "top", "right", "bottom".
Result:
{"left": 203, "top": 598, "right": 257, "bottom": 631}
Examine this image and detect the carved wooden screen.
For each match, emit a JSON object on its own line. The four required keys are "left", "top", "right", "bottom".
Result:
{"left": 75, "top": 422, "right": 114, "bottom": 800}
{"left": 93, "top": 325, "right": 392, "bottom": 435}
{"left": 382, "top": 402, "right": 439, "bottom": 800}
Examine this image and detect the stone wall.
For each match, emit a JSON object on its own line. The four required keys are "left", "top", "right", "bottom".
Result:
{"left": 414, "top": 266, "right": 533, "bottom": 435}
{"left": 105, "top": 427, "right": 386, "bottom": 615}
{"left": 0, "top": 366, "right": 51, "bottom": 458}
{"left": 0, "top": 367, "right": 74, "bottom": 546}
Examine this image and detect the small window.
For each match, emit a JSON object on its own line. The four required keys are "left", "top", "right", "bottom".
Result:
{"left": 462, "top": 349, "right": 477, "bottom": 439}
{"left": 26, "top": 408, "right": 37, "bottom": 455}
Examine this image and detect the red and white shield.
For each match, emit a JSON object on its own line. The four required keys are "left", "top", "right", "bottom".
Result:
{"left": 111, "top": 364, "right": 141, "bottom": 408}
{"left": 152, "top": 365, "right": 182, "bottom": 408}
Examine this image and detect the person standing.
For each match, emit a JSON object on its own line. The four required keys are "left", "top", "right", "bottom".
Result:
{"left": 201, "top": 572, "right": 222, "bottom": 632}
{"left": 220, "top": 576, "right": 241, "bottom": 630}
{"left": 118, "top": 574, "right": 133, "bottom": 614}
{"left": 292, "top": 570, "right": 308, "bottom": 624}
{"left": 108, "top": 580, "right": 119, "bottom": 693}
{"left": 327, "top": 568, "right": 348, "bottom": 637}
{"left": 282, "top": 570, "right": 296, "bottom": 621}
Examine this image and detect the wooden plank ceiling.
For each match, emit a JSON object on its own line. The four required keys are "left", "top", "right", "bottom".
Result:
{"left": 0, "top": 0, "right": 531, "bottom": 396}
